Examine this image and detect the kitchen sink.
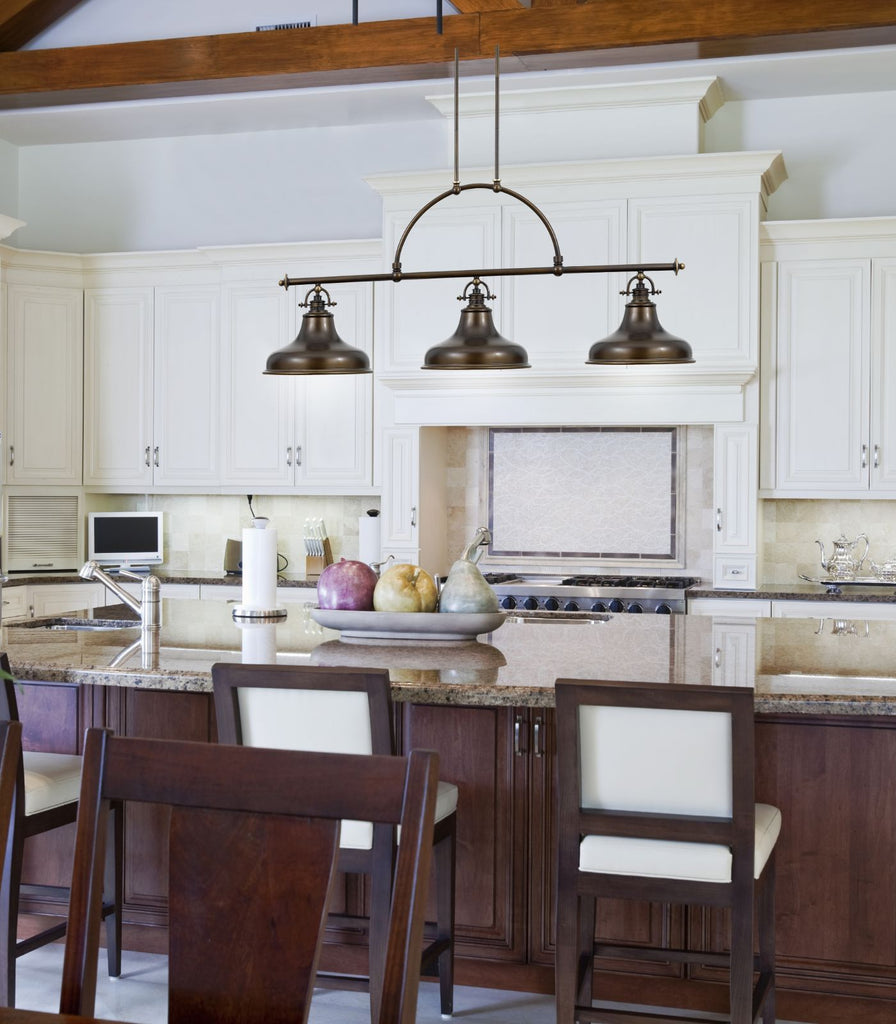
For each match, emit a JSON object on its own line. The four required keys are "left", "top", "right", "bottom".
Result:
{"left": 17, "top": 616, "right": 140, "bottom": 632}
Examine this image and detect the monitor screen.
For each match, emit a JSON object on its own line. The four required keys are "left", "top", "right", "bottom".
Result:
{"left": 87, "top": 512, "right": 164, "bottom": 570}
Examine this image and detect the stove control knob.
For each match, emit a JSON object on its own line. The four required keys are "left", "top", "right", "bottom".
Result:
{"left": 627, "top": 603, "right": 643, "bottom": 613}
{"left": 564, "top": 600, "right": 579, "bottom": 612}
{"left": 655, "top": 603, "right": 672, "bottom": 615}
{"left": 500, "top": 596, "right": 516, "bottom": 610}
{"left": 591, "top": 601, "right": 607, "bottom": 613}
{"left": 523, "top": 597, "right": 539, "bottom": 611}
{"left": 608, "top": 599, "right": 625, "bottom": 613}
{"left": 544, "top": 597, "right": 560, "bottom": 611}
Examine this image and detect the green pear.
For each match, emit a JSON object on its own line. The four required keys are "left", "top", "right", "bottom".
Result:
{"left": 439, "top": 527, "right": 500, "bottom": 614}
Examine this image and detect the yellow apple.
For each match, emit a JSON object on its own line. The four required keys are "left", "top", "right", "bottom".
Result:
{"left": 373, "top": 563, "right": 438, "bottom": 613}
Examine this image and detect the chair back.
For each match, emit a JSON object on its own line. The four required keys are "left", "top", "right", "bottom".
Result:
{"left": 0, "top": 653, "right": 21, "bottom": 723}
{"left": 212, "top": 664, "right": 395, "bottom": 850}
{"left": 0, "top": 719, "right": 22, "bottom": 854}
{"left": 59, "top": 729, "right": 439, "bottom": 1024}
{"left": 555, "top": 679, "right": 756, "bottom": 899}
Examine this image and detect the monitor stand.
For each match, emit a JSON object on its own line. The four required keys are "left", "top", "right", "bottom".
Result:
{"left": 113, "top": 563, "right": 152, "bottom": 576}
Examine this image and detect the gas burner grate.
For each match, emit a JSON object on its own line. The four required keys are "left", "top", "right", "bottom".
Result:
{"left": 481, "top": 573, "right": 524, "bottom": 584}
{"left": 560, "top": 575, "right": 699, "bottom": 589}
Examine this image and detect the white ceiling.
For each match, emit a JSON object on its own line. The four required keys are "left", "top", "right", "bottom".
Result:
{"left": 2, "top": 0, "right": 895, "bottom": 148}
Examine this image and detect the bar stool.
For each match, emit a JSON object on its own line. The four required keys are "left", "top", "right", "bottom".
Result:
{"left": 555, "top": 677, "right": 780, "bottom": 1024}
{"left": 0, "top": 652, "right": 121, "bottom": 1008}
{"left": 212, "top": 662, "right": 457, "bottom": 1019}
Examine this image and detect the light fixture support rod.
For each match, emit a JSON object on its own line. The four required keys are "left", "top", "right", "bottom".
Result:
{"left": 494, "top": 46, "right": 500, "bottom": 188}
{"left": 280, "top": 259, "right": 684, "bottom": 290}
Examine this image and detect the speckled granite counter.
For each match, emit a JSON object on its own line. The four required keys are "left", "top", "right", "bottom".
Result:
{"left": 688, "top": 581, "right": 896, "bottom": 604}
{"left": 3, "top": 598, "right": 896, "bottom": 715}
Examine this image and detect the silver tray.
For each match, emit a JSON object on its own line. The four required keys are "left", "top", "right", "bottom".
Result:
{"left": 799, "top": 573, "right": 896, "bottom": 589}
{"left": 310, "top": 607, "right": 507, "bottom": 642}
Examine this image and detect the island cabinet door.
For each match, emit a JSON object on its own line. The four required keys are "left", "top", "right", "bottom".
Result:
{"left": 694, "top": 717, "right": 896, "bottom": 1013}
{"left": 104, "top": 687, "right": 216, "bottom": 942}
{"left": 395, "top": 702, "right": 530, "bottom": 967}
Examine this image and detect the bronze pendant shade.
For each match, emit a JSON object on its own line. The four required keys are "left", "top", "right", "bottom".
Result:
{"left": 422, "top": 279, "right": 530, "bottom": 369}
{"left": 264, "top": 286, "right": 371, "bottom": 375}
{"left": 588, "top": 274, "right": 694, "bottom": 365}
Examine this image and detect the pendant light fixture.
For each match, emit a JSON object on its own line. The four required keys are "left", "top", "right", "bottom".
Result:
{"left": 267, "top": 50, "right": 691, "bottom": 375}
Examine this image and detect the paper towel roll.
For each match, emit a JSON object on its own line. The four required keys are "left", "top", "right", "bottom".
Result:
{"left": 239, "top": 621, "right": 278, "bottom": 663}
{"left": 359, "top": 514, "right": 381, "bottom": 566}
{"left": 241, "top": 520, "right": 278, "bottom": 612}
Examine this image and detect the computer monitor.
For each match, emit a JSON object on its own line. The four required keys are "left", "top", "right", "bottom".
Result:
{"left": 87, "top": 511, "right": 164, "bottom": 572}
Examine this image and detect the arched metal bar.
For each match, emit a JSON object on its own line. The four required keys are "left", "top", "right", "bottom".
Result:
{"left": 391, "top": 181, "right": 564, "bottom": 277}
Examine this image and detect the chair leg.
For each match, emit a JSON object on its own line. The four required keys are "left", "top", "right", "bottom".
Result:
{"left": 103, "top": 800, "right": 122, "bottom": 979}
{"left": 367, "top": 845, "right": 393, "bottom": 1024}
{"left": 758, "top": 854, "right": 776, "bottom": 1024}
{"left": 0, "top": 806, "right": 22, "bottom": 1007}
{"left": 556, "top": 887, "right": 594, "bottom": 1024}
{"left": 434, "top": 821, "right": 455, "bottom": 1018}
{"left": 576, "top": 893, "right": 595, "bottom": 1011}
{"left": 730, "top": 887, "right": 754, "bottom": 1024}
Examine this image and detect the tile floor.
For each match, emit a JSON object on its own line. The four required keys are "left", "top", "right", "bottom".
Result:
{"left": 15, "top": 945, "right": 813, "bottom": 1022}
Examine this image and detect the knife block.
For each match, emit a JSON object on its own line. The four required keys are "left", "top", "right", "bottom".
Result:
{"left": 305, "top": 538, "right": 333, "bottom": 581}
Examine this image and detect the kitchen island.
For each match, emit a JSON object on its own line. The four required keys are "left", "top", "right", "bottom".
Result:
{"left": 4, "top": 601, "right": 896, "bottom": 1024}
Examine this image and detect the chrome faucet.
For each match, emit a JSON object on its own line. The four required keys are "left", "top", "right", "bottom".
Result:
{"left": 79, "top": 561, "right": 161, "bottom": 629}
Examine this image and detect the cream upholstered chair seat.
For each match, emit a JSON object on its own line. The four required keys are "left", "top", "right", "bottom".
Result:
{"left": 22, "top": 752, "right": 83, "bottom": 815}
{"left": 343, "top": 780, "right": 458, "bottom": 850}
{"left": 579, "top": 802, "right": 781, "bottom": 882}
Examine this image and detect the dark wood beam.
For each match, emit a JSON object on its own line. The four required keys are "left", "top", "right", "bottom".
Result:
{"left": 0, "top": 0, "right": 85, "bottom": 51}
{"left": 0, "top": 1, "right": 894, "bottom": 109}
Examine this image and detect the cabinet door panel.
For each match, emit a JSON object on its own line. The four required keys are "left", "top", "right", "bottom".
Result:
{"left": 153, "top": 286, "right": 221, "bottom": 486}
{"left": 84, "top": 288, "right": 154, "bottom": 487}
{"left": 398, "top": 703, "right": 528, "bottom": 963}
{"left": 775, "top": 260, "right": 869, "bottom": 490}
{"left": 7, "top": 285, "right": 83, "bottom": 484}
{"left": 872, "top": 259, "right": 896, "bottom": 491}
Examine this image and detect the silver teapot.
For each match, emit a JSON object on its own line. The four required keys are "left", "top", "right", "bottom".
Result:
{"left": 816, "top": 532, "right": 869, "bottom": 580}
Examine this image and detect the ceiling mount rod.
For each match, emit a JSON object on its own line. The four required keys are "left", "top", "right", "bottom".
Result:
{"left": 494, "top": 46, "right": 500, "bottom": 189}
{"left": 453, "top": 48, "right": 460, "bottom": 189}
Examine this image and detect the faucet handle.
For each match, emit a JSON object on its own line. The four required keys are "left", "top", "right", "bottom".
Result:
{"left": 117, "top": 567, "right": 145, "bottom": 582}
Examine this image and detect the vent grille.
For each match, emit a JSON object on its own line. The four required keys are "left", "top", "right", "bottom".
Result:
{"left": 256, "top": 21, "right": 313, "bottom": 31}
{"left": 4, "top": 494, "right": 81, "bottom": 571}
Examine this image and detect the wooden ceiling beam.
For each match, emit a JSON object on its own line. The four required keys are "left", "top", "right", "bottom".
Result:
{"left": 0, "top": 0, "right": 85, "bottom": 51}
{"left": 0, "top": 1, "right": 894, "bottom": 108}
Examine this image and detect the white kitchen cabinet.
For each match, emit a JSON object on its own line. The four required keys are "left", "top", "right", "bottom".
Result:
{"left": 712, "top": 424, "right": 759, "bottom": 588}
{"left": 221, "top": 278, "right": 373, "bottom": 492}
{"left": 6, "top": 284, "right": 83, "bottom": 485}
{"left": 30, "top": 582, "right": 107, "bottom": 618}
{"left": 688, "top": 597, "right": 772, "bottom": 617}
{"left": 710, "top": 619, "right": 757, "bottom": 687}
{"left": 761, "top": 221, "right": 896, "bottom": 496}
{"left": 771, "top": 598, "right": 896, "bottom": 622}
{"left": 83, "top": 284, "right": 220, "bottom": 490}
{"left": 118, "top": 581, "right": 200, "bottom": 601}
{"left": 0, "top": 586, "right": 29, "bottom": 621}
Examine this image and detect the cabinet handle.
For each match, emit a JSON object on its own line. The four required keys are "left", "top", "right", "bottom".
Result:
{"left": 514, "top": 715, "right": 525, "bottom": 756}
{"left": 874, "top": 444, "right": 881, "bottom": 469}
{"left": 144, "top": 445, "right": 151, "bottom": 467}
{"left": 532, "top": 716, "right": 543, "bottom": 758}
{"left": 286, "top": 446, "right": 292, "bottom": 467}
{"left": 729, "top": 567, "right": 742, "bottom": 576}
{"left": 8, "top": 445, "right": 13, "bottom": 467}
{"left": 153, "top": 446, "right": 160, "bottom": 467}
{"left": 296, "top": 445, "right": 302, "bottom": 467}
{"left": 410, "top": 506, "right": 417, "bottom": 528}
{"left": 714, "top": 647, "right": 722, "bottom": 669}
{"left": 715, "top": 507, "right": 723, "bottom": 532}
{"left": 862, "top": 443, "right": 868, "bottom": 469}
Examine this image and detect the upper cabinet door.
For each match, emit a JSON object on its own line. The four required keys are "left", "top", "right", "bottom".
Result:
{"left": 378, "top": 203, "right": 501, "bottom": 373}
{"left": 221, "top": 282, "right": 294, "bottom": 488}
{"left": 6, "top": 284, "right": 83, "bottom": 485}
{"left": 83, "top": 287, "right": 154, "bottom": 488}
{"left": 872, "top": 259, "right": 896, "bottom": 491}
{"left": 628, "top": 196, "right": 758, "bottom": 366}
{"left": 774, "top": 260, "right": 870, "bottom": 492}
{"left": 502, "top": 199, "right": 625, "bottom": 369}
{"left": 153, "top": 285, "right": 221, "bottom": 488}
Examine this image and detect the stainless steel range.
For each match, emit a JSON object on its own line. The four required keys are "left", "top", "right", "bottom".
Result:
{"left": 483, "top": 574, "right": 699, "bottom": 614}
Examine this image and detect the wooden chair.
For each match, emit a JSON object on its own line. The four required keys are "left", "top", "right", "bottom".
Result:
{"left": 555, "top": 678, "right": 780, "bottom": 1024}
{"left": 58, "top": 729, "right": 439, "bottom": 1024}
{"left": 211, "top": 663, "right": 456, "bottom": 1018}
{"left": 0, "top": 654, "right": 120, "bottom": 1008}
{"left": 0, "top": 722, "right": 23, "bottom": 875}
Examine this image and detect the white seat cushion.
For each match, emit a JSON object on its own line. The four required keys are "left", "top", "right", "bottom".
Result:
{"left": 343, "top": 780, "right": 459, "bottom": 851}
{"left": 22, "top": 751, "right": 82, "bottom": 815}
{"left": 579, "top": 803, "right": 781, "bottom": 883}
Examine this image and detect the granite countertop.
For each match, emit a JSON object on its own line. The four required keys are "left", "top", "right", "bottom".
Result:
{"left": 688, "top": 581, "right": 896, "bottom": 603}
{"left": 1, "top": 570, "right": 318, "bottom": 590}
{"left": 3, "top": 598, "right": 896, "bottom": 716}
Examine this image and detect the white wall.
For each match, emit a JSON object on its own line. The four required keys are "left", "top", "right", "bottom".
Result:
{"left": 5, "top": 83, "right": 896, "bottom": 254}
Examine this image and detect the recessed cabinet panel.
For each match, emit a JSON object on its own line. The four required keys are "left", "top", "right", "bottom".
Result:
{"left": 629, "top": 198, "right": 756, "bottom": 365}
{"left": 872, "top": 259, "right": 896, "bottom": 490}
{"left": 153, "top": 286, "right": 221, "bottom": 487}
{"left": 7, "top": 285, "right": 83, "bottom": 485}
{"left": 775, "top": 261, "right": 869, "bottom": 490}
{"left": 502, "top": 200, "right": 625, "bottom": 368}
{"left": 83, "top": 288, "right": 154, "bottom": 487}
